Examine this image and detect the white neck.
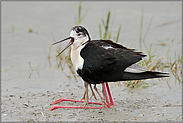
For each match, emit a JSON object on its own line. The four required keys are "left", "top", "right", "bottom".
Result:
{"left": 69, "top": 30, "right": 90, "bottom": 71}
{"left": 70, "top": 40, "right": 88, "bottom": 71}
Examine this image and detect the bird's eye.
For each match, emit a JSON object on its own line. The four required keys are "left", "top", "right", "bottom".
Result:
{"left": 77, "top": 33, "right": 81, "bottom": 36}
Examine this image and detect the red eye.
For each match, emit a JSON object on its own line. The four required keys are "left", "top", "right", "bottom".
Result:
{"left": 78, "top": 34, "right": 81, "bottom": 36}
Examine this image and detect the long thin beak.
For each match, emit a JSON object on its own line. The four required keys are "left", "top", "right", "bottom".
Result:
{"left": 52, "top": 37, "right": 72, "bottom": 45}
{"left": 52, "top": 37, "right": 74, "bottom": 57}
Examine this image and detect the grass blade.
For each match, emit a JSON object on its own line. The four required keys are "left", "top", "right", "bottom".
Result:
{"left": 99, "top": 24, "right": 102, "bottom": 39}
{"left": 103, "top": 12, "right": 111, "bottom": 39}
{"left": 78, "top": 2, "right": 82, "bottom": 25}
{"left": 116, "top": 25, "right": 121, "bottom": 43}
{"left": 81, "top": 9, "right": 88, "bottom": 22}
{"left": 105, "top": 12, "right": 111, "bottom": 32}
{"left": 139, "top": 7, "right": 144, "bottom": 51}
{"left": 143, "top": 14, "right": 154, "bottom": 52}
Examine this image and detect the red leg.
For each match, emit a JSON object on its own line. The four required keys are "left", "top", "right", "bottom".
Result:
{"left": 48, "top": 105, "right": 105, "bottom": 111}
{"left": 102, "top": 83, "right": 110, "bottom": 108}
{"left": 106, "top": 82, "right": 114, "bottom": 105}
{"left": 51, "top": 98, "right": 103, "bottom": 105}
{"left": 48, "top": 98, "right": 105, "bottom": 111}
{"left": 48, "top": 82, "right": 114, "bottom": 111}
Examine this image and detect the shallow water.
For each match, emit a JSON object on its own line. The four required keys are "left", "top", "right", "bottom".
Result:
{"left": 1, "top": 1, "right": 182, "bottom": 122}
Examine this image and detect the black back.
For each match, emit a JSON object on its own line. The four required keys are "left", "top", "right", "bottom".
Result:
{"left": 77, "top": 40, "right": 146, "bottom": 84}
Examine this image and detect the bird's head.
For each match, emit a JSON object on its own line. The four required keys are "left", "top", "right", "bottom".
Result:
{"left": 52, "top": 26, "right": 91, "bottom": 57}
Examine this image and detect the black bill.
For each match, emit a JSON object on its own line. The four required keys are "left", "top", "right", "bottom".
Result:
{"left": 52, "top": 37, "right": 74, "bottom": 57}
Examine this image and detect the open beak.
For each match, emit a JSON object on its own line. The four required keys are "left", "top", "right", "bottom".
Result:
{"left": 52, "top": 37, "right": 74, "bottom": 57}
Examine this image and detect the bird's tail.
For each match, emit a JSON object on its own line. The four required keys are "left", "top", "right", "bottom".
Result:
{"left": 121, "top": 71, "right": 169, "bottom": 81}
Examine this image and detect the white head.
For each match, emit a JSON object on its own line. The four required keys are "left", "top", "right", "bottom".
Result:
{"left": 70, "top": 26, "right": 91, "bottom": 47}
{"left": 52, "top": 26, "right": 91, "bottom": 57}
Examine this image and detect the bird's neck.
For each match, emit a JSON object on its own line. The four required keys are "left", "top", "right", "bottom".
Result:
{"left": 70, "top": 41, "right": 87, "bottom": 71}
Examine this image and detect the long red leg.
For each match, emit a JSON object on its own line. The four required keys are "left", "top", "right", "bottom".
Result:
{"left": 102, "top": 83, "right": 110, "bottom": 108}
{"left": 51, "top": 98, "right": 103, "bottom": 105}
{"left": 48, "top": 98, "right": 104, "bottom": 111}
{"left": 48, "top": 105, "right": 105, "bottom": 111}
{"left": 106, "top": 82, "right": 114, "bottom": 105}
{"left": 48, "top": 82, "right": 114, "bottom": 111}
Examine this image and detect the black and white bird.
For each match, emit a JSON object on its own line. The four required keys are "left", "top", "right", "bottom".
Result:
{"left": 50, "top": 26, "right": 168, "bottom": 110}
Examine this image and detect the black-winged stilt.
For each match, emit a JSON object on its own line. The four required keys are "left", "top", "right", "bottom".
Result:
{"left": 49, "top": 26, "right": 168, "bottom": 110}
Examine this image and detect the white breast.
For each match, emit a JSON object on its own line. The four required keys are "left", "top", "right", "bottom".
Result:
{"left": 71, "top": 45, "right": 85, "bottom": 71}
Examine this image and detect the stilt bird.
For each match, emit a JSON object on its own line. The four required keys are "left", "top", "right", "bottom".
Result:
{"left": 48, "top": 26, "right": 168, "bottom": 110}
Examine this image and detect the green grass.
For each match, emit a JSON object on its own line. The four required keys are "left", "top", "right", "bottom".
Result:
{"left": 99, "top": 11, "right": 121, "bottom": 43}
{"left": 75, "top": 1, "right": 88, "bottom": 25}
{"left": 139, "top": 7, "right": 144, "bottom": 51}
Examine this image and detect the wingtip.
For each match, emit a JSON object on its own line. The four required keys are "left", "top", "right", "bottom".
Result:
{"left": 155, "top": 72, "right": 169, "bottom": 77}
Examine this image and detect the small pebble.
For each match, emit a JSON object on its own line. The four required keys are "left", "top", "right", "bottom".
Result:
{"left": 98, "top": 111, "right": 103, "bottom": 113}
{"left": 139, "top": 114, "right": 144, "bottom": 116}
{"left": 9, "top": 94, "right": 15, "bottom": 97}
{"left": 23, "top": 103, "right": 28, "bottom": 108}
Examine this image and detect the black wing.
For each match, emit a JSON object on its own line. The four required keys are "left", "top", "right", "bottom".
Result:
{"left": 77, "top": 40, "right": 146, "bottom": 84}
